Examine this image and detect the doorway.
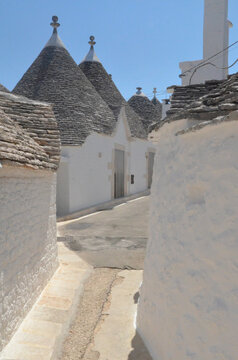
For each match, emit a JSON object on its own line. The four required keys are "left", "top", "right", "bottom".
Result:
{"left": 114, "top": 149, "right": 125, "bottom": 198}
{"left": 148, "top": 152, "right": 155, "bottom": 189}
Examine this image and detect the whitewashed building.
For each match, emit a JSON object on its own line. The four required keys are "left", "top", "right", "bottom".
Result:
{"left": 137, "top": 72, "right": 238, "bottom": 360}
{"left": 0, "top": 90, "right": 60, "bottom": 351}
{"left": 13, "top": 18, "right": 155, "bottom": 217}
{"left": 180, "top": 0, "right": 232, "bottom": 85}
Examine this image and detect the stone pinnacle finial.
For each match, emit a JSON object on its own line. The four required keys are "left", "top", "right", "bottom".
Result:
{"left": 50, "top": 16, "right": 60, "bottom": 33}
{"left": 89, "top": 35, "right": 96, "bottom": 47}
{"left": 153, "top": 88, "right": 157, "bottom": 97}
{"left": 136, "top": 87, "right": 142, "bottom": 95}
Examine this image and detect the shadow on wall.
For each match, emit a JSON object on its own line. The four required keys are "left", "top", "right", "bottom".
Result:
{"left": 128, "top": 331, "right": 153, "bottom": 360}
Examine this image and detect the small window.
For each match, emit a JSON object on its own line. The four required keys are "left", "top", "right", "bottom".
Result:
{"left": 131, "top": 174, "right": 135, "bottom": 184}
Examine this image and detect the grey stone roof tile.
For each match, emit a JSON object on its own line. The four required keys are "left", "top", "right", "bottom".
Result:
{"left": 151, "top": 96, "right": 162, "bottom": 115}
{"left": 128, "top": 89, "right": 161, "bottom": 131}
{"left": 0, "top": 83, "right": 10, "bottom": 93}
{"left": 79, "top": 60, "right": 147, "bottom": 139}
{"left": 165, "top": 77, "right": 237, "bottom": 121}
{"left": 13, "top": 24, "right": 116, "bottom": 146}
{"left": 0, "top": 92, "right": 60, "bottom": 170}
{"left": 152, "top": 74, "right": 238, "bottom": 132}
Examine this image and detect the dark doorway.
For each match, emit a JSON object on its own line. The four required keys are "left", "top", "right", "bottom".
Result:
{"left": 114, "top": 149, "right": 125, "bottom": 198}
{"left": 148, "top": 152, "right": 155, "bottom": 189}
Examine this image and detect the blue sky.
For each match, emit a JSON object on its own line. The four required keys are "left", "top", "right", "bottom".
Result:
{"left": 0, "top": 0, "right": 238, "bottom": 100}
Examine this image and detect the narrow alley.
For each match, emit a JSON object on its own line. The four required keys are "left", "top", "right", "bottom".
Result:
{"left": 58, "top": 196, "right": 152, "bottom": 360}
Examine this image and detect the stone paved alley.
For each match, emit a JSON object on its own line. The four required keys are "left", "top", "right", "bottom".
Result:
{"left": 58, "top": 196, "right": 152, "bottom": 360}
{"left": 57, "top": 196, "right": 149, "bottom": 270}
{"left": 0, "top": 196, "right": 151, "bottom": 360}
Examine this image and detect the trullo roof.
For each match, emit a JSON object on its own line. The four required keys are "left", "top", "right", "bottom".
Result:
{"left": 128, "top": 87, "right": 161, "bottom": 131}
{"left": 0, "top": 83, "right": 9, "bottom": 92}
{"left": 79, "top": 36, "right": 147, "bottom": 139}
{"left": 0, "top": 91, "right": 60, "bottom": 170}
{"left": 13, "top": 16, "right": 116, "bottom": 146}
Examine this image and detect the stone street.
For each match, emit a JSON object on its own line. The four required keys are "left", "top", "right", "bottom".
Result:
{"left": 58, "top": 195, "right": 152, "bottom": 360}
{"left": 57, "top": 196, "right": 150, "bottom": 270}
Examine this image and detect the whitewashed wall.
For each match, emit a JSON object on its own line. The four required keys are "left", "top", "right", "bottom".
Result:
{"left": 137, "top": 117, "right": 238, "bottom": 360}
{"left": 0, "top": 167, "right": 58, "bottom": 351}
{"left": 161, "top": 100, "right": 171, "bottom": 120}
{"left": 57, "top": 110, "right": 154, "bottom": 216}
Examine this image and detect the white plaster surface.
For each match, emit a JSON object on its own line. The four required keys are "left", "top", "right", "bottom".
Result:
{"left": 81, "top": 46, "right": 101, "bottom": 63}
{"left": 0, "top": 167, "right": 58, "bottom": 352}
{"left": 57, "top": 110, "right": 155, "bottom": 216}
{"left": 180, "top": 0, "right": 230, "bottom": 85}
{"left": 92, "top": 270, "right": 143, "bottom": 360}
{"left": 137, "top": 118, "right": 238, "bottom": 359}
{"left": 44, "top": 32, "right": 66, "bottom": 49}
{"left": 161, "top": 100, "right": 171, "bottom": 120}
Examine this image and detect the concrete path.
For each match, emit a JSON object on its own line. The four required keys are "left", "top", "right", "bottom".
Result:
{"left": 59, "top": 196, "right": 152, "bottom": 359}
{"left": 57, "top": 196, "right": 149, "bottom": 269}
{"left": 61, "top": 269, "right": 152, "bottom": 360}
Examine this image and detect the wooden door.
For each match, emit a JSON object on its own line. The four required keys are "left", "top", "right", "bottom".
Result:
{"left": 114, "top": 149, "right": 125, "bottom": 198}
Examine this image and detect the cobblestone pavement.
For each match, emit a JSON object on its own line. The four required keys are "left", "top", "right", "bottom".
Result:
{"left": 57, "top": 196, "right": 150, "bottom": 270}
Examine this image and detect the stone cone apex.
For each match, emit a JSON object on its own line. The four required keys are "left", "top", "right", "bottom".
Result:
{"left": 44, "top": 15, "right": 66, "bottom": 49}
{"left": 81, "top": 35, "right": 101, "bottom": 63}
{"left": 152, "top": 87, "right": 157, "bottom": 100}
{"left": 135, "top": 87, "right": 147, "bottom": 97}
{"left": 151, "top": 88, "right": 162, "bottom": 106}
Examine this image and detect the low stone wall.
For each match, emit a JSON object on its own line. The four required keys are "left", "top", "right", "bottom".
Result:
{"left": 137, "top": 117, "right": 238, "bottom": 359}
{"left": 0, "top": 167, "right": 58, "bottom": 351}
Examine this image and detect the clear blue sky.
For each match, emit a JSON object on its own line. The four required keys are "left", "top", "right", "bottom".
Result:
{"left": 0, "top": 0, "right": 238, "bottom": 100}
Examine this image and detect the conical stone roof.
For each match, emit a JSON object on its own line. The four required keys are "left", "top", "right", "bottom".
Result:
{"left": 151, "top": 88, "right": 162, "bottom": 119}
{"left": 79, "top": 37, "right": 147, "bottom": 139}
{"left": 128, "top": 88, "right": 161, "bottom": 131}
{"left": 0, "top": 83, "right": 9, "bottom": 92}
{"left": 13, "top": 17, "right": 116, "bottom": 146}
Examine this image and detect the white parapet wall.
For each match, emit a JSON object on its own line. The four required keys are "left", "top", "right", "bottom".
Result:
{"left": 0, "top": 167, "right": 58, "bottom": 351}
{"left": 137, "top": 116, "right": 238, "bottom": 359}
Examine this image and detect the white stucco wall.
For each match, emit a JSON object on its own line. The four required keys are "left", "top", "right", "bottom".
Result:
{"left": 180, "top": 0, "right": 230, "bottom": 85}
{"left": 0, "top": 166, "right": 58, "bottom": 351}
{"left": 137, "top": 117, "right": 238, "bottom": 360}
{"left": 57, "top": 111, "right": 155, "bottom": 216}
{"left": 161, "top": 100, "right": 171, "bottom": 120}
